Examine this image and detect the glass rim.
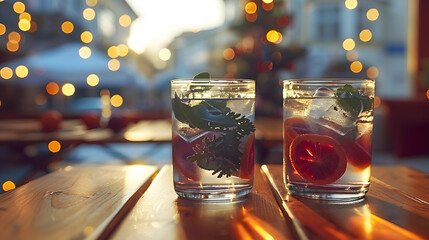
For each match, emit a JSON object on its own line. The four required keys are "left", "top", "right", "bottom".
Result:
{"left": 283, "top": 78, "right": 374, "bottom": 85}
{"left": 171, "top": 78, "right": 255, "bottom": 86}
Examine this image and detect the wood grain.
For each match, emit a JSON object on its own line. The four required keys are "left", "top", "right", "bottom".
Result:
{"left": 262, "top": 164, "right": 429, "bottom": 240}
{"left": 0, "top": 164, "right": 158, "bottom": 240}
{"left": 111, "top": 165, "right": 294, "bottom": 240}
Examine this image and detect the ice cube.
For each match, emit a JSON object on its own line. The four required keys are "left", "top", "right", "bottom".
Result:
{"left": 308, "top": 88, "right": 336, "bottom": 119}
{"left": 321, "top": 104, "right": 356, "bottom": 132}
{"left": 172, "top": 116, "right": 209, "bottom": 143}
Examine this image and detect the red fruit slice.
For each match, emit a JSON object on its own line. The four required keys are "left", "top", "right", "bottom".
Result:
{"left": 172, "top": 135, "right": 201, "bottom": 181}
{"left": 237, "top": 134, "right": 255, "bottom": 180}
{"left": 283, "top": 117, "right": 314, "bottom": 142}
{"left": 289, "top": 134, "right": 347, "bottom": 185}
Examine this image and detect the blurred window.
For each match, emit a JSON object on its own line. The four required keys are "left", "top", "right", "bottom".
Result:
{"left": 313, "top": 4, "right": 340, "bottom": 42}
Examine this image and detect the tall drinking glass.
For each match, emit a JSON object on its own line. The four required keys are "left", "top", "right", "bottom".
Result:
{"left": 171, "top": 79, "right": 256, "bottom": 200}
{"left": 283, "top": 79, "right": 374, "bottom": 202}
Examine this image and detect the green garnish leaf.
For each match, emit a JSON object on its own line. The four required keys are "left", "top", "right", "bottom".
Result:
{"left": 193, "top": 72, "right": 210, "bottom": 79}
{"left": 336, "top": 84, "right": 372, "bottom": 119}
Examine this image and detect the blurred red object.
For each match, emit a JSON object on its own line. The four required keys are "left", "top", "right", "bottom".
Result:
{"left": 81, "top": 111, "right": 101, "bottom": 129}
{"left": 384, "top": 99, "right": 429, "bottom": 158}
{"left": 39, "top": 110, "right": 63, "bottom": 132}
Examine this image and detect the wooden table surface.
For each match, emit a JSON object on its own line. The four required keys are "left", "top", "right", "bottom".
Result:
{"left": 0, "top": 164, "right": 428, "bottom": 240}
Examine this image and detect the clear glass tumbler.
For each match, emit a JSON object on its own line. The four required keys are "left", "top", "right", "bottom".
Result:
{"left": 283, "top": 79, "right": 375, "bottom": 202}
{"left": 171, "top": 79, "right": 256, "bottom": 200}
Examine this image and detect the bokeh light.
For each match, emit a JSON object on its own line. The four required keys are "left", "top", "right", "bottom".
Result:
{"left": 62, "top": 83, "right": 75, "bottom": 96}
{"left": 2, "top": 181, "right": 16, "bottom": 192}
{"left": 117, "top": 44, "right": 129, "bottom": 57}
{"left": 266, "top": 30, "right": 282, "bottom": 44}
{"left": 108, "top": 59, "right": 120, "bottom": 71}
{"left": 107, "top": 46, "right": 119, "bottom": 58}
{"left": 35, "top": 94, "right": 47, "bottom": 106}
{"left": 18, "top": 19, "right": 31, "bottom": 31}
{"left": 83, "top": 8, "right": 96, "bottom": 21}
{"left": 19, "top": 12, "right": 31, "bottom": 21}
{"left": 350, "top": 61, "right": 363, "bottom": 73}
{"left": 46, "top": 82, "right": 59, "bottom": 95}
{"left": 110, "top": 95, "right": 123, "bottom": 107}
{"left": 0, "top": 23, "right": 6, "bottom": 35}
{"left": 13, "top": 1, "right": 25, "bottom": 14}
{"left": 15, "top": 65, "right": 28, "bottom": 78}
{"left": 6, "top": 42, "right": 19, "bottom": 52}
{"left": 359, "top": 29, "right": 372, "bottom": 42}
{"left": 245, "top": 2, "right": 257, "bottom": 14}
{"left": 342, "top": 38, "right": 355, "bottom": 51}
{"left": 223, "top": 48, "right": 235, "bottom": 60}
{"left": 119, "top": 14, "right": 132, "bottom": 27}
{"left": 81, "top": 31, "right": 93, "bottom": 43}
{"left": 29, "top": 21, "right": 37, "bottom": 33}
{"left": 8, "top": 32, "right": 21, "bottom": 43}
{"left": 246, "top": 13, "right": 257, "bottom": 22}
{"left": 345, "top": 0, "right": 358, "bottom": 10}
{"left": 367, "top": 8, "right": 379, "bottom": 21}
{"left": 346, "top": 50, "right": 359, "bottom": 61}
{"left": 61, "top": 21, "right": 74, "bottom": 34}
{"left": 79, "top": 46, "right": 92, "bottom": 59}
{"left": 374, "top": 96, "right": 381, "bottom": 108}
{"left": 426, "top": 90, "right": 429, "bottom": 99}
{"left": 86, "top": 0, "right": 97, "bottom": 7}
{"left": 159, "top": 48, "right": 171, "bottom": 61}
{"left": 262, "top": 1, "right": 274, "bottom": 11}
{"left": 366, "top": 66, "right": 379, "bottom": 78}
{"left": 0, "top": 67, "right": 13, "bottom": 79}
{"left": 87, "top": 74, "right": 99, "bottom": 87}
{"left": 48, "top": 140, "right": 61, "bottom": 153}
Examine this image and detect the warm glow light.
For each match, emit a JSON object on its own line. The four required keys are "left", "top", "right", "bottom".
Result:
{"left": 245, "top": 2, "right": 257, "bottom": 14}
{"left": 367, "top": 66, "right": 379, "bottom": 78}
{"left": 246, "top": 13, "right": 257, "bottom": 22}
{"left": 346, "top": 50, "right": 359, "bottom": 61}
{"left": 61, "top": 21, "right": 74, "bottom": 34}
{"left": 48, "top": 140, "right": 61, "bottom": 153}
{"left": 86, "top": 0, "right": 97, "bottom": 7}
{"left": 0, "top": 67, "right": 13, "bottom": 80}
{"left": 83, "top": 8, "right": 96, "bottom": 21}
{"left": 81, "top": 31, "right": 93, "bottom": 43}
{"left": 263, "top": 0, "right": 273, "bottom": 3}
{"left": 8, "top": 32, "right": 21, "bottom": 43}
{"left": 367, "top": 8, "right": 379, "bottom": 21}
{"left": 15, "top": 65, "right": 28, "bottom": 78}
{"left": 2, "top": 181, "right": 16, "bottom": 192}
{"left": 350, "top": 61, "right": 363, "bottom": 73}
{"left": 262, "top": 1, "right": 274, "bottom": 11}
{"left": 35, "top": 94, "right": 47, "bottom": 106}
{"left": 87, "top": 74, "right": 99, "bottom": 87}
{"left": 345, "top": 0, "right": 358, "bottom": 10}
{"left": 107, "top": 46, "right": 119, "bottom": 58}
{"left": 119, "top": 14, "right": 132, "bottom": 27}
{"left": 266, "top": 30, "right": 282, "bottom": 44}
{"left": 374, "top": 96, "right": 381, "bottom": 108}
{"left": 159, "top": 48, "right": 171, "bottom": 61}
{"left": 62, "top": 83, "right": 76, "bottom": 96}
{"left": 46, "top": 82, "right": 59, "bottom": 95}
{"left": 0, "top": 23, "right": 6, "bottom": 35}
{"left": 110, "top": 95, "right": 123, "bottom": 107}
{"left": 426, "top": 90, "right": 429, "bottom": 99}
{"left": 108, "top": 59, "right": 120, "bottom": 71}
{"left": 343, "top": 38, "right": 355, "bottom": 51}
{"left": 359, "top": 29, "right": 372, "bottom": 42}
{"left": 79, "top": 46, "right": 92, "bottom": 59}
{"left": 29, "top": 21, "right": 37, "bottom": 33}
{"left": 117, "top": 44, "right": 129, "bottom": 57}
{"left": 19, "top": 12, "right": 31, "bottom": 21}
{"left": 6, "top": 42, "right": 19, "bottom": 52}
{"left": 13, "top": 1, "right": 25, "bottom": 14}
{"left": 18, "top": 19, "right": 31, "bottom": 31}
{"left": 223, "top": 48, "right": 235, "bottom": 60}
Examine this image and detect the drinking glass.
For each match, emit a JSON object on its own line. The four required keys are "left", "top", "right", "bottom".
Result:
{"left": 171, "top": 79, "right": 256, "bottom": 200}
{"left": 283, "top": 79, "right": 375, "bottom": 202}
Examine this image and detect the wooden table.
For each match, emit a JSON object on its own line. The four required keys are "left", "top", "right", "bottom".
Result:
{"left": 1, "top": 164, "right": 428, "bottom": 240}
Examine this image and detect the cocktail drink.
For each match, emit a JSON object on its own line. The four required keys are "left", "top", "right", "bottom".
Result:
{"left": 283, "top": 79, "right": 374, "bottom": 202}
{"left": 171, "top": 79, "right": 255, "bottom": 200}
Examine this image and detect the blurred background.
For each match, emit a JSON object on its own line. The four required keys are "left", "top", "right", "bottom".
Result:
{"left": 0, "top": 0, "right": 428, "bottom": 192}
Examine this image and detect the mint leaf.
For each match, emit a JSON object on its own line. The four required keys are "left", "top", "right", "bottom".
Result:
{"left": 336, "top": 84, "right": 372, "bottom": 119}
{"left": 193, "top": 72, "right": 210, "bottom": 79}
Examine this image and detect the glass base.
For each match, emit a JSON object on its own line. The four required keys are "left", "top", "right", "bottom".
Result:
{"left": 287, "top": 182, "right": 369, "bottom": 203}
{"left": 174, "top": 184, "right": 252, "bottom": 201}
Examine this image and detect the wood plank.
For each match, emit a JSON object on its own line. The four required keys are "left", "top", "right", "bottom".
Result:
{"left": 262, "top": 164, "right": 429, "bottom": 240}
{"left": 111, "top": 165, "right": 294, "bottom": 240}
{"left": 0, "top": 164, "right": 158, "bottom": 240}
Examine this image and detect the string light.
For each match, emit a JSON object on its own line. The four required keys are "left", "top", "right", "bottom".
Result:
{"left": 110, "top": 95, "right": 123, "bottom": 107}
{"left": 81, "top": 31, "right": 93, "bottom": 43}
{"left": 15, "top": 65, "right": 28, "bottom": 78}
{"left": 108, "top": 59, "right": 120, "bottom": 71}
{"left": 245, "top": 2, "right": 257, "bottom": 14}
{"left": 62, "top": 83, "right": 75, "bottom": 96}
{"left": 83, "top": 8, "right": 96, "bottom": 21}
{"left": 46, "top": 82, "right": 59, "bottom": 95}
{"left": 61, "top": 21, "right": 74, "bottom": 34}
{"left": 79, "top": 46, "right": 92, "bottom": 59}
{"left": 0, "top": 67, "right": 13, "bottom": 79}
{"left": 367, "top": 8, "right": 379, "bottom": 21}
{"left": 13, "top": 2, "right": 25, "bottom": 14}
{"left": 87, "top": 74, "right": 99, "bottom": 87}
{"left": 107, "top": 46, "right": 119, "bottom": 58}
{"left": 350, "top": 61, "right": 363, "bottom": 73}
{"left": 342, "top": 38, "right": 355, "bottom": 51}
{"left": 119, "top": 14, "right": 132, "bottom": 27}
{"left": 359, "top": 29, "right": 372, "bottom": 42}
{"left": 345, "top": 0, "right": 358, "bottom": 10}
{"left": 117, "top": 44, "right": 129, "bottom": 57}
